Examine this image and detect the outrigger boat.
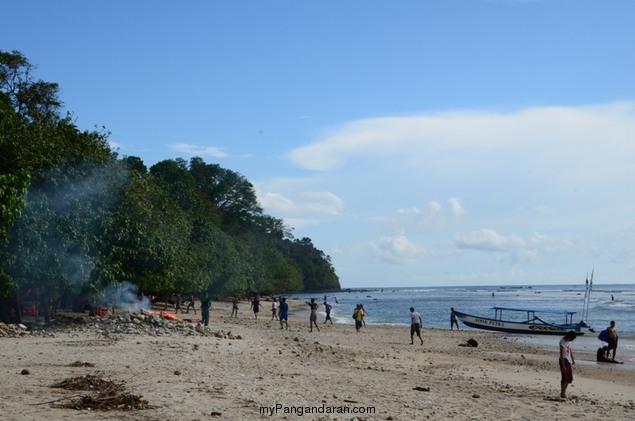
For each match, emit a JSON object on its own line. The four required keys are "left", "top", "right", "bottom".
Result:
{"left": 452, "top": 307, "right": 595, "bottom": 335}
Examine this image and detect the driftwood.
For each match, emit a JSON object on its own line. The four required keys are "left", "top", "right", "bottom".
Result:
{"left": 53, "top": 390, "right": 151, "bottom": 411}
{"left": 38, "top": 372, "right": 154, "bottom": 411}
{"left": 51, "top": 372, "right": 121, "bottom": 392}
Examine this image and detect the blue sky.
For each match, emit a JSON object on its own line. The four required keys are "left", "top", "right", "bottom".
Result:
{"left": 3, "top": 1, "right": 635, "bottom": 287}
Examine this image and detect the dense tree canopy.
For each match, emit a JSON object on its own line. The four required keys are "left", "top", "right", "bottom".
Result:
{"left": 0, "top": 50, "right": 339, "bottom": 323}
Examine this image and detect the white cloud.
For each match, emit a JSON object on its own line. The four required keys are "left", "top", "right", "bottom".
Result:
{"left": 427, "top": 200, "right": 442, "bottom": 215}
{"left": 397, "top": 207, "right": 421, "bottom": 215}
{"left": 286, "top": 103, "right": 635, "bottom": 184}
{"left": 255, "top": 103, "right": 635, "bottom": 285}
{"left": 169, "top": 143, "right": 229, "bottom": 158}
{"left": 257, "top": 188, "right": 344, "bottom": 217}
{"left": 455, "top": 229, "right": 519, "bottom": 252}
{"left": 368, "top": 233, "right": 425, "bottom": 265}
{"left": 449, "top": 197, "right": 465, "bottom": 216}
{"left": 454, "top": 229, "right": 568, "bottom": 264}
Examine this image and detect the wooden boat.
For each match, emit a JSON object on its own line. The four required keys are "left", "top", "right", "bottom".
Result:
{"left": 452, "top": 307, "right": 594, "bottom": 335}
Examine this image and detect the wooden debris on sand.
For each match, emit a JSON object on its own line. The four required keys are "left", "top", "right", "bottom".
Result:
{"left": 48, "top": 372, "right": 152, "bottom": 411}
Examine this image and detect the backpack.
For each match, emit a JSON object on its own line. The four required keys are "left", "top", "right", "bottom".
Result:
{"left": 467, "top": 338, "right": 479, "bottom": 348}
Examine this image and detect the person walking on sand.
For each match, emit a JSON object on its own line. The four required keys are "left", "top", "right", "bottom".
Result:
{"left": 200, "top": 294, "right": 211, "bottom": 327}
{"left": 450, "top": 307, "right": 460, "bottom": 330}
{"left": 559, "top": 331, "right": 576, "bottom": 399}
{"left": 231, "top": 297, "right": 239, "bottom": 318}
{"left": 174, "top": 293, "right": 183, "bottom": 314}
{"left": 606, "top": 320, "right": 618, "bottom": 361}
{"left": 353, "top": 304, "right": 364, "bottom": 333}
{"left": 410, "top": 307, "right": 424, "bottom": 345}
{"left": 323, "top": 301, "right": 333, "bottom": 324}
{"left": 306, "top": 298, "right": 320, "bottom": 332}
{"left": 251, "top": 295, "right": 263, "bottom": 319}
{"left": 271, "top": 298, "right": 278, "bottom": 321}
{"left": 279, "top": 297, "right": 289, "bottom": 330}
{"left": 184, "top": 294, "right": 196, "bottom": 314}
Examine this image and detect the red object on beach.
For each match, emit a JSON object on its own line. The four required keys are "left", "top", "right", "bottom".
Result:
{"left": 22, "top": 305, "right": 37, "bottom": 316}
{"left": 159, "top": 311, "right": 177, "bottom": 320}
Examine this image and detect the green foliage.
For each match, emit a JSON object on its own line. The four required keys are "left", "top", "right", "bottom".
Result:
{"left": 0, "top": 50, "right": 340, "bottom": 313}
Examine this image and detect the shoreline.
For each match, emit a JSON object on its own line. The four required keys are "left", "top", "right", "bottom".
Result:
{"left": 2, "top": 299, "right": 634, "bottom": 420}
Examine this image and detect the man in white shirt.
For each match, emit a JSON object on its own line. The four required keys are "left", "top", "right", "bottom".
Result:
{"left": 409, "top": 307, "right": 424, "bottom": 345}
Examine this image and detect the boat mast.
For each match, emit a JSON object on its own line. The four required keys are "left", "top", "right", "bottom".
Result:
{"left": 582, "top": 269, "right": 593, "bottom": 322}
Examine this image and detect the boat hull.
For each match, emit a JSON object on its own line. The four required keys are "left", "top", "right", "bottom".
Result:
{"left": 453, "top": 311, "right": 592, "bottom": 335}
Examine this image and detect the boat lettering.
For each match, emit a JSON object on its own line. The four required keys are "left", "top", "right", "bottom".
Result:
{"left": 528, "top": 325, "right": 560, "bottom": 331}
{"left": 474, "top": 318, "right": 504, "bottom": 327}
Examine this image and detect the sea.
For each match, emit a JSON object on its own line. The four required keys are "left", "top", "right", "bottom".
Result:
{"left": 287, "top": 283, "right": 635, "bottom": 365}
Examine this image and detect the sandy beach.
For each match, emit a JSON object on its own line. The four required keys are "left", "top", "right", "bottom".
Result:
{"left": 1, "top": 298, "right": 634, "bottom": 420}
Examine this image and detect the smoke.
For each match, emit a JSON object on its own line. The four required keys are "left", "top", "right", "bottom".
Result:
{"left": 102, "top": 281, "right": 150, "bottom": 313}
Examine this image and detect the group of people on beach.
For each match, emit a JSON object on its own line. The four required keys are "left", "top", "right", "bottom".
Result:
{"left": 596, "top": 320, "right": 619, "bottom": 363}
{"left": 170, "top": 293, "right": 212, "bottom": 326}
{"left": 180, "top": 293, "right": 623, "bottom": 402}
{"left": 173, "top": 293, "right": 197, "bottom": 315}
{"left": 559, "top": 320, "right": 620, "bottom": 400}
{"left": 219, "top": 294, "right": 335, "bottom": 332}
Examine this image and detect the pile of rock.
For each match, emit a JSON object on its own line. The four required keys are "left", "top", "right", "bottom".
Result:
{"left": 0, "top": 322, "right": 54, "bottom": 338}
{"left": 1, "top": 313, "right": 242, "bottom": 339}
{"left": 0, "top": 322, "right": 28, "bottom": 337}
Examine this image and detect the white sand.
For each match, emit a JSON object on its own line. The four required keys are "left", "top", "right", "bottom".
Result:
{"left": 1, "top": 299, "right": 634, "bottom": 420}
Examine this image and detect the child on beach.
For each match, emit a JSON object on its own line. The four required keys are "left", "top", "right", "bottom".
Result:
{"left": 559, "top": 331, "right": 576, "bottom": 399}
{"left": 271, "top": 298, "right": 278, "bottom": 320}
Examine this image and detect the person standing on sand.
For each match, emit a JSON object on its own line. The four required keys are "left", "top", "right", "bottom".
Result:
{"left": 251, "top": 295, "right": 263, "bottom": 319}
{"left": 323, "top": 301, "right": 333, "bottom": 324}
{"left": 271, "top": 298, "right": 278, "bottom": 321}
{"left": 450, "top": 307, "right": 460, "bottom": 330}
{"left": 353, "top": 304, "right": 364, "bottom": 333}
{"left": 200, "top": 294, "right": 211, "bottom": 327}
{"left": 279, "top": 297, "right": 289, "bottom": 330}
{"left": 559, "top": 331, "right": 576, "bottom": 399}
{"left": 606, "top": 320, "right": 618, "bottom": 360}
{"left": 174, "top": 293, "right": 183, "bottom": 314}
{"left": 231, "top": 297, "right": 239, "bottom": 318}
{"left": 409, "top": 307, "right": 424, "bottom": 345}
{"left": 306, "top": 298, "right": 320, "bottom": 332}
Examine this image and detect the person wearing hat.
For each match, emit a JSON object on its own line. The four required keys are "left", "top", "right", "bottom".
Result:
{"left": 409, "top": 307, "right": 424, "bottom": 345}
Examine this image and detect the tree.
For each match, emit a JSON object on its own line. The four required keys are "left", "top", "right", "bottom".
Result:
{"left": 189, "top": 157, "right": 263, "bottom": 230}
{"left": 0, "top": 50, "right": 62, "bottom": 122}
{"left": 1, "top": 51, "right": 340, "bottom": 321}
